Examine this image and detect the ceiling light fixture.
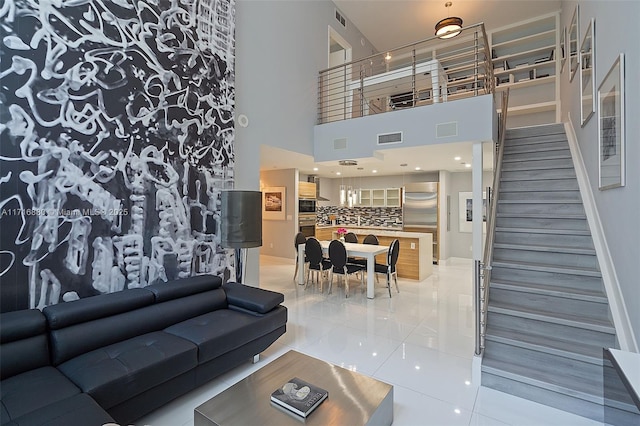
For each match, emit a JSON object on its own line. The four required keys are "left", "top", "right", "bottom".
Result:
{"left": 384, "top": 52, "right": 392, "bottom": 61}
{"left": 454, "top": 156, "right": 461, "bottom": 161}
{"left": 435, "top": 2, "right": 463, "bottom": 39}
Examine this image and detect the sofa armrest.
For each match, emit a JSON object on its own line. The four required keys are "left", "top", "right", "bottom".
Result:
{"left": 222, "top": 282, "right": 284, "bottom": 314}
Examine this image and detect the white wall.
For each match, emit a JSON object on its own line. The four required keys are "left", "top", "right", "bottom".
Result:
{"left": 314, "top": 95, "right": 496, "bottom": 162}
{"left": 559, "top": 0, "right": 640, "bottom": 348}
{"left": 260, "top": 169, "right": 298, "bottom": 258}
{"left": 235, "top": 0, "right": 376, "bottom": 275}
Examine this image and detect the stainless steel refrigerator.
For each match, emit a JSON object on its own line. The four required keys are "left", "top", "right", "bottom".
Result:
{"left": 403, "top": 182, "right": 438, "bottom": 262}
{"left": 403, "top": 182, "right": 438, "bottom": 228}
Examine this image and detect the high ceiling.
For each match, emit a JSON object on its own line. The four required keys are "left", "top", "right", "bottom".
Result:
{"left": 259, "top": 0, "right": 561, "bottom": 178}
{"left": 333, "top": 0, "right": 561, "bottom": 53}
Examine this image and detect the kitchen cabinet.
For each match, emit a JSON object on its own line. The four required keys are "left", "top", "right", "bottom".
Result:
{"left": 385, "top": 188, "right": 401, "bottom": 207}
{"left": 359, "top": 189, "right": 372, "bottom": 206}
{"left": 298, "top": 181, "right": 316, "bottom": 199}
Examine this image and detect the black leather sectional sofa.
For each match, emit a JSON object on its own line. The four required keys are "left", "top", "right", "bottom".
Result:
{"left": 0, "top": 275, "right": 287, "bottom": 425}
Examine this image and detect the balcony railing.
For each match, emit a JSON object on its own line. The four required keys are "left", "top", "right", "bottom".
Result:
{"left": 317, "top": 23, "right": 494, "bottom": 124}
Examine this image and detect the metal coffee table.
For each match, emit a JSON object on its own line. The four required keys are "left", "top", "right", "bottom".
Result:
{"left": 195, "top": 350, "right": 393, "bottom": 425}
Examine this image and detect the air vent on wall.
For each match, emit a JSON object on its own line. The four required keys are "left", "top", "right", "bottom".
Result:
{"left": 335, "top": 9, "right": 346, "bottom": 27}
{"left": 334, "top": 138, "right": 347, "bottom": 150}
{"left": 377, "top": 132, "right": 403, "bottom": 145}
{"left": 436, "top": 121, "right": 458, "bottom": 138}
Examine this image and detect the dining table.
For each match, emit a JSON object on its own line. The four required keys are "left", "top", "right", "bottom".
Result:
{"left": 297, "top": 240, "right": 388, "bottom": 299}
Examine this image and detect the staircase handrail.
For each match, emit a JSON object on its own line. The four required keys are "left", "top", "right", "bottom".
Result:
{"left": 475, "top": 88, "right": 509, "bottom": 356}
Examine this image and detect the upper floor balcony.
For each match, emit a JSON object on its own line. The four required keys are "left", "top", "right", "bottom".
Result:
{"left": 317, "top": 23, "right": 494, "bottom": 125}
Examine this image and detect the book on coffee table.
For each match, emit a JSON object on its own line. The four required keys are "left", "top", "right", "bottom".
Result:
{"left": 270, "top": 377, "right": 328, "bottom": 418}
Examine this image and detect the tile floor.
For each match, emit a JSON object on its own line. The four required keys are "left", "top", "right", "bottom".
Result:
{"left": 137, "top": 256, "right": 602, "bottom": 426}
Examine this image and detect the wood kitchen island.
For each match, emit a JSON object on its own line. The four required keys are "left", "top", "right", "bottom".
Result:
{"left": 315, "top": 226, "right": 433, "bottom": 280}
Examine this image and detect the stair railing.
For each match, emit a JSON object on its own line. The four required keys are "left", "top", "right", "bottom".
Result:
{"left": 475, "top": 88, "right": 509, "bottom": 356}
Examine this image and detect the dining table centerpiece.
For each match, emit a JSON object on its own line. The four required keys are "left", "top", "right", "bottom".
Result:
{"left": 336, "top": 227, "right": 347, "bottom": 242}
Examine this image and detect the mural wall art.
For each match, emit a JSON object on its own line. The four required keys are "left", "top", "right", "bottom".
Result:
{"left": 0, "top": 0, "right": 236, "bottom": 312}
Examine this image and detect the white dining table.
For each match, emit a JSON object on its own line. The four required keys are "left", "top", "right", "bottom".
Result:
{"left": 298, "top": 241, "right": 388, "bottom": 299}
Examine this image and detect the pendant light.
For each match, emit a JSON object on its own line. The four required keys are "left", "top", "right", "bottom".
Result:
{"left": 435, "top": 2, "right": 463, "bottom": 39}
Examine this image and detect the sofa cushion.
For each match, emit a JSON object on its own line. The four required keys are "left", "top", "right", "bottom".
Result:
{"left": 223, "top": 282, "right": 285, "bottom": 314}
{"left": 6, "top": 394, "right": 113, "bottom": 426}
{"left": 43, "top": 288, "right": 154, "bottom": 330}
{"left": 47, "top": 288, "right": 227, "bottom": 366}
{"left": 56, "top": 331, "right": 197, "bottom": 410}
{"left": 0, "top": 310, "right": 49, "bottom": 380}
{"left": 0, "top": 367, "right": 80, "bottom": 423}
{"left": 164, "top": 306, "right": 288, "bottom": 364}
{"left": 145, "top": 275, "right": 222, "bottom": 302}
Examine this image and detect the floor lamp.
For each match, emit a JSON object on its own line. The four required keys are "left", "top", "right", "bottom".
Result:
{"left": 220, "top": 190, "right": 262, "bottom": 283}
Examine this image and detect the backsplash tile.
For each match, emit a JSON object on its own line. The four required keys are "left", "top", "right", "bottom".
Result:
{"left": 317, "top": 206, "right": 402, "bottom": 228}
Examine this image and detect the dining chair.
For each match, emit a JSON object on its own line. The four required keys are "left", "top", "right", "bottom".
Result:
{"left": 293, "top": 232, "right": 308, "bottom": 281}
{"left": 343, "top": 232, "right": 359, "bottom": 264}
{"left": 328, "top": 240, "right": 365, "bottom": 297}
{"left": 362, "top": 234, "right": 379, "bottom": 245}
{"left": 344, "top": 232, "right": 358, "bottom": 243}
{"left": 353, "top": 234, "right": 379, "bottom": 267}
{"left": 304, "top": 237, "right": 332, "bottom": 291}
{"left": 374, "top": 239, "right": 400, "bottom": 297}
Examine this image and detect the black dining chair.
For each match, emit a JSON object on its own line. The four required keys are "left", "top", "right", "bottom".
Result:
{"left": 293, "top": 232, "right": 308, "bottom": 281}
{"left": 353, "top": 234, "right": 379, "bottom": 268}
{"left": 328, "top": 240, "right": 365, "bottom": 297}
{"left": 362, "top": 234, "right": 379, "bottom": 245}
{"left": 305, "top": 237, "right": 332, "bottom": 291}
{"left": 374, "top": 239, "right": 400, "bottom": 297}
{"left": 344, "top": 232, "right": 358, "bottom": 243}
{"left": 343, "top": 232, "right": 359, "bottom": 264}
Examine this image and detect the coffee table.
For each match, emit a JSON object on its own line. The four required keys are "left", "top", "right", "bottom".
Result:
{"left": 194, "top": 350, "right": 393, "bottom": 425}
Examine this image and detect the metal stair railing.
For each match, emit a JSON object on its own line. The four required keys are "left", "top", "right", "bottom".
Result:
{"left": 475, "top": 88, "right": 509, "bottom": 356}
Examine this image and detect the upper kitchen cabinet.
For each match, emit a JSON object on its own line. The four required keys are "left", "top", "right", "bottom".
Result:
{"left": 298, "top": 181, "right": 316, "bottom": 199}
{"left": 359, "top": 188, "right": 401, "bottom": 208}
{"left": 490, "top": 13, "right": 559, "bottom": 127}
{"left": 385, "top": 188, "right": 401, "bottom": 207}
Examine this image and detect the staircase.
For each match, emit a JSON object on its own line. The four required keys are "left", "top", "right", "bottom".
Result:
{"left": 481, "top": 123, "right": 631, "bottom": 422}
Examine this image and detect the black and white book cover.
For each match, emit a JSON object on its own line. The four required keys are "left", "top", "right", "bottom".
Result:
{"left": 270, "top": 377, "right": 328, "bottom": 417}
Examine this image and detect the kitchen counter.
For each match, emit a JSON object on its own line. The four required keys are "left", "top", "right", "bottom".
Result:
{"left": 315, "top": 226, "right": 432, "bottom": 280}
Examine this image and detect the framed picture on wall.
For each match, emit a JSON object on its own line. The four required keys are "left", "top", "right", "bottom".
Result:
{"left": 598, "top": 54, "right": 625, "bottom": 190}
{"left": 458, "top": 192, "right": 486, "bottom": 233}
{"left": 263, "top": 187, "right": 286, "bottom": 220}
{"left": 569, "top": 4, "right": 580, "bottom": 82}
{"left": 560, "top": 25, "right": 567, "bottom": 73}
{"left": 580, "top": 19, "right": 595, "bottom": 126}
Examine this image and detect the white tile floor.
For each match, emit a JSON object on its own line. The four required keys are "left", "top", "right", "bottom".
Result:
{"left": 137, "top": 256, "right": 603, "bottom": 426}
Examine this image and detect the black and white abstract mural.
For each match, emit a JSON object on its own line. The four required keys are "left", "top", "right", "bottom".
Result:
{"left": 0, "top": 0, "right": 236, "bottom": 312}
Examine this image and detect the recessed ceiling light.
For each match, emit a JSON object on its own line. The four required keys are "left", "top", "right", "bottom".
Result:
{"left": 465, "top": 163, "right": 471, "bottom": 168}
{"left": 454, "top": 156, "right": 461, "bottom": 161}
{"left": 414, "top": 167, "right": 421, "bottom": 171}
{"left": 372, "top": 170, "right": 378, "bottom": 173}
{"left": 313, "top": 167, "right": 318, "bottom": 171}
{"left": 336, "top": 171, "right": 342, "bottom": 175}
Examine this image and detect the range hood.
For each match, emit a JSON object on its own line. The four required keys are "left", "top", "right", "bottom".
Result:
{"left": 307, "top": 175, "right": 329, "bottom": 201}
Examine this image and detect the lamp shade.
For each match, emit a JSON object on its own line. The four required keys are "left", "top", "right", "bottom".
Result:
{"left": 220, "top": 190, "right": 262, "bottom": 248}
{"left": 435, "top": 16, "right": 463, "bottom": 39}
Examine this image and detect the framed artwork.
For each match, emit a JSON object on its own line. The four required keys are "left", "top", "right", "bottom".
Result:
{"left": 580, "top": 19, "right": 595, "bottom": 126}
{"left": 263, "top": 187, "right": 286, "bottom": 220}
{"left": 458, "top": 191, "right": 486, "bottom": 233}
{"left": 560, "top": 26, "right": 567, "bottom": 73}
{"left": 598, "top": 54, "right": 625, "bottom": 190}
{"left": 569, "top": 4, "right": 580, "bottom": 82}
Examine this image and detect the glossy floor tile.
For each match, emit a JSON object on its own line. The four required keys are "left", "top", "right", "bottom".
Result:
{"left": 136, "top": 255, "right": 603, "bottom": 426}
